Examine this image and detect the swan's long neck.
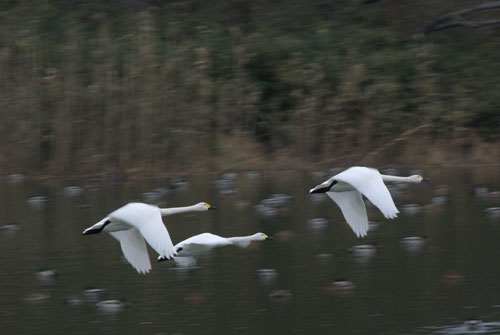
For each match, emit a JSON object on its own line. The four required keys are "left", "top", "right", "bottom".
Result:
{"left": 227, "top": 235, "right": 256, "bottom": 248}
{"left": 381, "top": 175, "right": 417, "bottom": 183}
{"left": 160, "top": 205, "right": 199, "bottom": 216}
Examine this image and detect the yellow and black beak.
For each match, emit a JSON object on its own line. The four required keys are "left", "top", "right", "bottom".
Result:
{"left": 206, "top": 203, "right": 216, "bottom": 210}
{"left": 264, "top": 234, "right": 274, "bottom": 240}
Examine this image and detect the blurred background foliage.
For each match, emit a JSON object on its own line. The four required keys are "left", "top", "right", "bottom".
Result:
{"left": 1, "top": 0, "right": 499, "bottom": 176}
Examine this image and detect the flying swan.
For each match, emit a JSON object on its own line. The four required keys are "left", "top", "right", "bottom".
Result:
{"left": 310, "top": 166, "right": 427, "bottom": 238}
{"left": 158, "top": 232, "right": 272, "bottom": 267}
{"left": 82, "top": 202, "right": 215, "bottom": 274}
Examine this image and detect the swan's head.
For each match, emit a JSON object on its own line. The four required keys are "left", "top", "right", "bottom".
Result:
{"left": 253, "top": 232, "right": 273, "bottom": 241}
{"left": 194, "top": 202, "right": 216, "bottom": 211}
{"left": 409, "top": 175, "right": 429, "bottom": 183}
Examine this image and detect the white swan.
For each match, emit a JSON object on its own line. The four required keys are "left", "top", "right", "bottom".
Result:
{"left": 82, "top": 202, "right": 215, "bottom": 274}
{"left": 158, "top": 232, "right": 272, "bottom": 267}
{"left": 309, "top": 166, "right": 427, "bottom": 237}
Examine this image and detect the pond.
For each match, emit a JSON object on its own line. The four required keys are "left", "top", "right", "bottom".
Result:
{"left": 1, "top": 167, "right": 500, "bottom": 335}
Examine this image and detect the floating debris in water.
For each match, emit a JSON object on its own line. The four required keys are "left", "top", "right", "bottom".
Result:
{"left": 63, "top": 186, "right": 83, "bottom": 197}
{"left": 221, "top": 172, "right": 237, "bottom": 180}
{"left": 214, "top": 179, "right": 237, "bottom": 196}
{"left": 307, "top": 218, "right": 328, "bottom": 230}
{"left": 328, "top": 167, "right": 344, "bottom": 176}
{"left": 254, "top": 204, "right": 279, "bottom": 218}
{"left": 169, "top": 177, "right": 189, "bottom": 190}
{"left": 316, "top": 253, "right": 333, "bottom": 265}
{"left": 434, "top": 184, "right": 451, "bottom": 196}
{"left": 275, "top": 230, "right": 295, "bottom": 242}
{"left": 36, "top": 269, "right": 57, "bottom": 283}
{"left": 5, "top": 174, "right": 25, "bottom": 184}
{"left": 401, "top": 204, "right": 423, "bottom": 215}
{"left": 65, "top": 295, "right": 84, "bottom": 306}
{"left": 142, "top": 191, "right": 163, "bottom": 203}
{"left": 184, "top": 293, "right": 205, "bottom": 305}
{"left": 400, "top": 236, "right": 426, "bottom": 253}
{"left": 307, "top": 193, "right": 327, "bottom": 203}
{"left": 484, "top": 207, "right": 500, "bottom": 219}
{"left": 348, "top": 244, "right": 377, "bottom": 260}
{"left": 83, "top": 288, "right": 107, "bottom": 302}
{"left": 368, "top": 221, "right": 379, "bottom": 232}
{"left": 310, "top": 171, "right": 326, "bottom": 180}
{"left": 27, "top": 196, "right": 49, "bottom": 209}
{"left": 256, "top": 268, "right": 278, "bottom": 285}
{"left": 473, "top": 186, "right": 489, "bottom": 198}
{"left": 325, "top": 279, "right": 355, "bottom": 295}
{"left": 246, "top": 171, "right": 261, "bottom": 180}
{"left": 442, "top": 270, "right": 464, "bottom": 285}
{"left": 431, "top": 196, "right": 448, "bottom": 206}
{"left": 381, "top": 166, "right": 399, "bottom": 176}
{"left": 488, "top": 191, "right": 500, "bottom": 199}
{"left": 0, "top": 223, "right": 20, "bottom": 234}
{"left": 268, "top": 289, "right": 293, "bottom": 302}
{"left": 96, "top": 300, "right": 127, "bottom": 313}
{"left": 23, "top": 293, "right": 50, "bottom": 303}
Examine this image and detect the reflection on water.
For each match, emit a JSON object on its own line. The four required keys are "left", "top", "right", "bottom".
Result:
{"left": 0, "top": 167, "right": 499, "bottom": 334}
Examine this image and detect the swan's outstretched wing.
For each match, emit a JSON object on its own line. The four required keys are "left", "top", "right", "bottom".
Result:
{"left": 110, "top": 229, "right": 151, "bottom": 274}
{"left": 334, "top": 167, "right": 399, "bottom": 219}
{"left": 327, "top": 190, "right": 369, "bottom": 237}
{"left": 109, "top": 203, "right": 176, "bottom": 260}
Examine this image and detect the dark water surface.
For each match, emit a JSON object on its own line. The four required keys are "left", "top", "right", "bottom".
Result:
{"left": 1, "top": 167, "right": 500, "bottom": 335}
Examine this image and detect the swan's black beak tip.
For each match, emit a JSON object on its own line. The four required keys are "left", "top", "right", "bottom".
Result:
{"left": 423, "top": 178, "right": 430, "bottom": 182}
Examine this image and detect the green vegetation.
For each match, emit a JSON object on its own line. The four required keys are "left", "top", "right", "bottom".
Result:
{"left": 1, "top": 1, "right": 499, "bottom": 176}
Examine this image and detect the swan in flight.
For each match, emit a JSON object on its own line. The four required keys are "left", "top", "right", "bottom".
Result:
{"left": 158, "top": 232, "right": 272, "bottom": 267}
{"left": 82, "top": 202, "right": 215, "bottom": 274}
{"left": 309, "top": 166, "right": 427, "bottom": 238}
